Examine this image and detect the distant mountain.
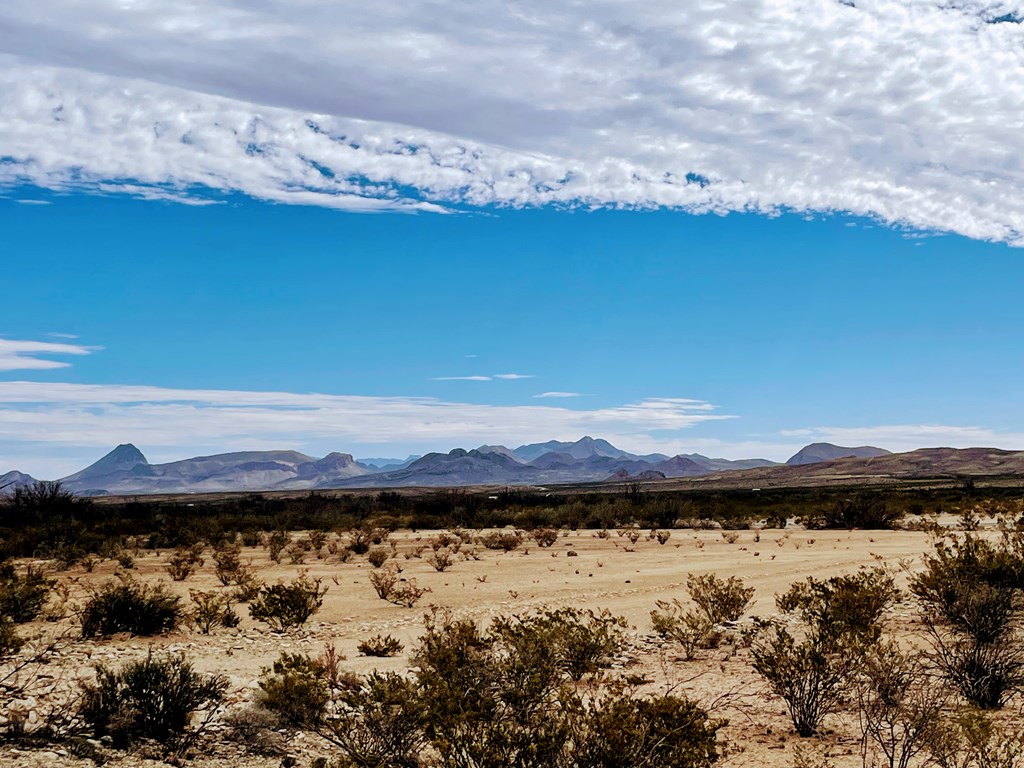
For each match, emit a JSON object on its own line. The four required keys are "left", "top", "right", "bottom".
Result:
{"left": 59, "top": 444, "right": 375, "bottom": 495}
{"left": 786, "top": 443, "right": 891, "bottom": 466}
{"left": 475, "top": 445, "right": 525, "bottom": 463}
{"left": 0, "top": 470, "right": 37, "bottom": 491}
{"left": 357, "top": 456, "right": 421, "bottom": 470}
{"left": 513, "top": 436, "right": 630, "bottom": 462}
{"left": 336, "top": 448, "right": 535, "bottom": 488}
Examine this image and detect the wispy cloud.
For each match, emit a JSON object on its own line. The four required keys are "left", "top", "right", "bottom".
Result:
{"left": 0, "top": 2, "right": 1023, "bottom": 242}
{"left": 534, "top": 392, "right": 581, "bottom": 398}
{"left": 0, "top": 338, "right": 96, "bottom": 371}
{"left": 0, "top": 381, "right": 732, "bottom": 475}
{"left": 431, "top": 373, "right": 534, "bottom": 382}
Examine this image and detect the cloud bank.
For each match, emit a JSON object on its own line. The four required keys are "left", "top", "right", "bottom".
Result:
{"left": 1, "top": 1, "right": 1023, "bottom": 242}
{"left": 0, "top": 380, "right": 733, "bottom": 475}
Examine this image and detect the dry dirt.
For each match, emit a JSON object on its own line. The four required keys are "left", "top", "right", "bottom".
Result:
{"left": 1, "top": 527, "right": 945, "bottom": 768}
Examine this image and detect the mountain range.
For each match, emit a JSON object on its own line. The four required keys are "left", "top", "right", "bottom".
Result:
{"left": 0, "top": 437, "right": 966, "bottom": 496}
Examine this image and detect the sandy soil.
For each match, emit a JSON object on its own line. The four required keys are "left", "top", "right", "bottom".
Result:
{"left": 1, "top": 527, "right": 942, "bottom": 768}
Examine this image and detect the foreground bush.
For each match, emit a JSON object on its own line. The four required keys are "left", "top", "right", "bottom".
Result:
{"left": 81, "top": 576, "right": 181, "bottom": 637}
{"left": 687, "top": 572, "right": 755, "bottom": 624}
{"left": 0, "top": 562, "right": 52, "bottom": 623}
{"left": 249, "top": 573, "right": 327, "bottom": 630}
{"left": 911, "top": 532, "right": 1024, "bottom": 708}
{"left": 258, "top": 606, "right": 721, "bottom": 768}
{"left": 751, "top": 567, "right": 894, "bottom": 736}
{"left": 79, "top": 652, "right": 227, "bottom": 748}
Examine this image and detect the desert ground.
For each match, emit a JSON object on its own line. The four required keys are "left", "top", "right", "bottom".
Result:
{"left": 0, "top": 525, "right": 970, "bottom": 767}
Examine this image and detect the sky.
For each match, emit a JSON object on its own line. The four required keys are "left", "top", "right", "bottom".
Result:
{"left": 2, "top": 0, "right": 1024, "bottom": 477}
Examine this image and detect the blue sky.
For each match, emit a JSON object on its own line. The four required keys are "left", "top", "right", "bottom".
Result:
{"left": 2, "top": 0, "right": 1024, "bottom": 476}
{"left": 3, "top": 189, "right": 1024, "bottom": 477}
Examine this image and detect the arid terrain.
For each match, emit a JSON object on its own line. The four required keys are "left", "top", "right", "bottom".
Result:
{"left": 0, "top": 523, "right": 959, "bottom": 768}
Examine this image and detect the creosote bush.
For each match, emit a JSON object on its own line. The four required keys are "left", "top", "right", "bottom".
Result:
{"left": 189, "top": 589, "right": 240, "bottom": 634}
{"left": 0, "top": 562, "right": 52, "bottom": 623}
{"left": 750, "top": 567, "right": 895, "bottom": 736}
{"left": 911, "top": 530, "right": 1024, "bottom": 708}
{"left": 79, "top": 651, "right": 227, "bottom": 748}
{"left": 81, "top": 576, "right": 181, "bottom": 637}
{"left": 531, "top": 528, "right": 559, "bottom": 548}
{"left": 258, "top": 606, "right": 721, "bottom": 768}
{"left": 820, "top": 493, "right": 902, "bottom": 530}
{"left": 358, "top": 633, "right": 404, "bottom": 657}
{"left": 687, "top": 572, "right": 756, "bottom": 624}
{"left": 368, "top": 567, "right": 430, "bottom": 607}
{"left": 367, "top": 547, "right": 390, "bottom": 568}
{"left": 249, "top": 573, "right": 327, "bottom": 630}
{"left": 479, "top": 529, "right": 524, "bottom": 551}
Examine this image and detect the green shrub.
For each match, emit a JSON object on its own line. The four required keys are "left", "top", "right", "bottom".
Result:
{"left": 257, "top": 652, "right": 330, "bottom": 728}
{"left": 81, "top": 577, "right": 181, "bottom": 637}
{"left": 358, "top": 634, "right": 404, "bottom": 657}
{"left": 687, "top": 572, "right": 755, "bottom": 624}
{"left": 777, "top": 569, "right": 898, "bottom": 643}
{"left": 651, "top": 600, "right": 720, "bottom": 660}
{"left": 188, "top": 590, "right": 239, "bottom": 634}
{"left": 79, "top": 652, "right": 227, "bottom": 747}
{"left": 911, "top": 533, "right": 1024, "bottom": 708}
{"left": 0, "top": 563, "right": 52, "bottom": 623}
{"left": 820, "top": 493, "right": 901, "bottom": 530}
{"left": 212, "top": 543, "right": 243, "bottom": 585}
{"left": 249, "top": 574, "right": 327, "bottom": 630}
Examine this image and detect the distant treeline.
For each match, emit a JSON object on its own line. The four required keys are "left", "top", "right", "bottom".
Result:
{"left": 0, "top": 480, "right": 1019, "bottom": 561}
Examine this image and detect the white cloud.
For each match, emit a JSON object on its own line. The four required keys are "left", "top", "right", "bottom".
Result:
{"left": 534, "top": 392, "right": 581, "bottom": 398}
{"left": 431, "top": 373, "right": 534, "bottom": 381}
{"left": 0, "top": 380, "right": 732, "bottom": 475}
{"left": 0, "top": 338, "right": 96, "bottom": 371}
{"left": 0, "top": 1, "right": 1023, "bottom": 242}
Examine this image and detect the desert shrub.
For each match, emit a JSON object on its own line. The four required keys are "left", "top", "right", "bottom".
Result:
{"left": 856, "top": 641, "right": 949, "bottom": 768}
{"left": 821, "top": 493, "right": 901, "bottom": 530}
{"left": 322, "top": 671, "right": 426, "bottom": 767}
{"left": 927, "top": 709, "right": 1024, "bottom": 768}
{"left": 223, "top": 705, "right": 287, "bottom": 757}
{"left": 750, "top": 569, "right": 893, "bottom": 736}
{"left": 188, "top": 590, "right": 239, "bottom": 634}
{"left": 347, "top": 528, "right": 372, "bottom": 555}
{"left": 367, "top": 547, "right": 390, "bottom": 568}
{"left": 358, "top": 633, "right": 404, "bottom": 657}
{"left": 116, "top": 552, "right": 134, "bottom": 569}
{"left": 257, "top": 652, "right": 330, "bottom": 728}
{"left": 0, "top": 616, "right": 23, "bottom": 656}
{"left": 531, "top": 528, "right": 559, "bottom": 548}
{"left": 651, "top": 600, "right": 720, "bottom": 660}
{"left": 81, "top": 576, "right": 181, "bottom": 637}
{"left": 654, "top": 529, "right": 672, "bottom": 545}
{"left": 720, "top": 531, "right": 739, "bottom": 544}
{"left": 687, "top": 572, "right": 755, "bottom": 624}
{"left": 388, "top": 580, "right": 430, "bottom": 608}
{"left": 212, "top": 543, "right": 243, "bottom": 585}
{"left": 777, "top": 569, "right": 898, "bottom": 644}
{"left": 505, "top": 607, "right": 627, "bottom": 681}
{"left": 0, "top": 563, "right": 52, "bottom": 623}
{"left": 230, "top": 569, "right": 264, "bottom": 603}
{"left": 79, "top": 652, "right": 227, "bottom": 748}
{"left": 165, "top": 543, "right": 204, "bottom": 581}
{"left": 265, "top": 530, "right": 288, "bottom": 562}
{"left": 369, "top": 567, "right": 398, "bottom": 599}
{"left": 249, "top": 573, "right": 327, "bottom": 630}
{"left": 911, "top": 532, "right": 1024, "bottom": 708}
{"left": 751, "top": 623, "right": 857, "bottom": 737}
{"left": 572, "top": 692, "right": 721, "bottom": 768}
{"left": 480, "top": 529, "right": 524, "bottom": 551}
{"left": 285, "top": 540, "right": 307, "bottom": 564}
{"left": 426, "top": 547, "right": 453, "bottom": 572}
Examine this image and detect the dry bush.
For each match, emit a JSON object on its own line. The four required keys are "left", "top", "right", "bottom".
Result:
{"left": 358, "top": 633, "right": 404, "bottom": 657}
{"left": 212, "top": 542, "right": 243, "bottom": 585}
{"left": 367, "top": 548, "right": 390, "bottom": 568}
{"left": 687, "top": 572, "right": 755, "bottom": 624}
{"left": 480, "top": 529, "right": 525, "bottom": 551}
{"left": 188, "top": 589, "right": 239, "bottom": 634}
{"left": 426, "top": 548, "right": 453, "bottom": 572}
{"left": 249, "top": 573, "right": 327, "bottom": 630}
{"left": 79, "top": 651, "right": 227, "bottom": 749}
{"left": 165, "top": 544, "right": 204, "bottom": 581}
{"left": 81, "top": 576, "right": 181, "bottom": 637}
{"left": 532, "top": 528, "right": 560, "bottom": 548}
{"left": 651, "top": 600, "right": 720, "bottom": 660}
